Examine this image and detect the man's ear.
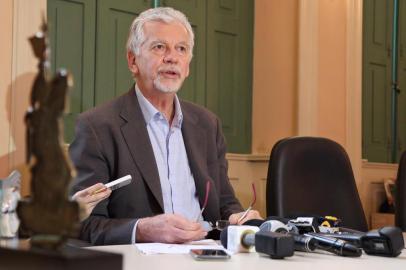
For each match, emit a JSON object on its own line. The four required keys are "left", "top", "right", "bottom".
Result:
{"left": 185, "top": 57, "right": 191, "bottom": 78}
{"left": 185, "top": 63, "right": 190, "bottom": 78}
{"left": 185, "top": 65, "right": 190, "bottom": 78}
{"left": 127, "top": 51, "right": 139, "bottom": 75}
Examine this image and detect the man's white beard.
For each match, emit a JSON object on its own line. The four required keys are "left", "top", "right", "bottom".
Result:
{"left": 153, "top": 76, "right": 183, "bottom": 93}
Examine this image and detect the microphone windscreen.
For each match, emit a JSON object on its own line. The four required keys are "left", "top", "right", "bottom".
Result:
{"left": 220, "top": 228, "right": 228, "bottom": 248}
{"left": 266, "top": 216, "right": 291, "bottom": 224}
{"left": 242, "top": 219, "right": 265, "bottom": 227}
{"left": 260, "top": 220, "right": 290, "bottom": 233}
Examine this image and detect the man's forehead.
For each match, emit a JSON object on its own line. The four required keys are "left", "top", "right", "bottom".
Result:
{"left": 143, "top": 20, "right": 189, "bottom": 41}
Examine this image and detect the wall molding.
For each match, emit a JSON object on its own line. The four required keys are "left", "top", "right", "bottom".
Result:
{"left": 9, "top": 0, "right": 19, "bottom": 172}
{"left": 362, "top": 160, "right": 399, "bottom": 170}
{"left": 226, "top": 153, "right": 269, "bottom": 162}
{"left": 346, "top": 0, "right": 363, "bottom": 185}
{"left": 297, "top": 0, "right": 319, "bottom": 135}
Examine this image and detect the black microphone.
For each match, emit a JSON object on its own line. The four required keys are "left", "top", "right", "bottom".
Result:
{"left": 242, "top": 217, "right": 291, "bottom": 227}
{"left": 361, "top": 226, "right": 404, "bottom": 257}
{"left": 291, "top": 234, "right": 317, "bottom": 252}
{"left": 304, "top": 233, "right": 362, "bottom": 257}
{"left": 259, "top": 220, "right": 317, "bottom": 252}
{"left": 242, "top": 219, "right": 265, "bottom": 227}
{"left": 244, "top": 217, "right": 362, "bottom": 257}
{"left": 309, "top": 226, "right": 404, "bottom": 257}
{"left": 308, "top": 232, "right": 364, "bottom": 247}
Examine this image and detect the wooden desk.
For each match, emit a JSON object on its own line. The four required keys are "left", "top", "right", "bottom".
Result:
{"left": 89, "top": 242, "right": 406, "bottom": 270}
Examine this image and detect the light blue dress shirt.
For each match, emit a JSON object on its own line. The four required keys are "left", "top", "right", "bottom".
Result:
{"left": 131, "top": 86, "right": 203, "bottom": 243}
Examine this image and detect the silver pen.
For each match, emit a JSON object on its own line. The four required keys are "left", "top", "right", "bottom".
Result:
{"left": 237, "top": 206, "right": 252, "bottom": 223}
{"left": 236, "top": 183, "right": 256, "bottom": 224}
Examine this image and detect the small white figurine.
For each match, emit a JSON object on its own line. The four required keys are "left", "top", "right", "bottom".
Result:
{"left": 0, "top": 170, "right": 21, "bottom": 238}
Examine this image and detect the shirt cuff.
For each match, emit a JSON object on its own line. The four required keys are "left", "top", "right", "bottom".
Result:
{"left": 131, "top": 219, "right": 141, "bottom": 244}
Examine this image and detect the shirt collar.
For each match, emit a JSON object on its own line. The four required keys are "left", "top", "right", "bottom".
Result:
{"left": 172, "top": 93, "right": 183, "bottom": 128}
{"left": 135, "top": 85, "right": 183, "bottom": 128}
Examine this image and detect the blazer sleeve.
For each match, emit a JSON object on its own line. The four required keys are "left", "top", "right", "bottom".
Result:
{"left": 69, "top": 115, "right": 137, "bottom": 245}
{"left": 215, "top": 117, "right": 244, "bottom": 219}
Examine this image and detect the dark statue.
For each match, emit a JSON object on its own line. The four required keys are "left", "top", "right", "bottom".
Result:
{"left": 17, "top": 21, "right": 79, "bottom": 250}
{"left": 0, "top": 20, "right": 122, "bottom": 270}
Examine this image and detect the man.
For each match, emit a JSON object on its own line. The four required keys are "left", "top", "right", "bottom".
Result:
{"left": 70, "top": 7, "right": 260, "bottom": 245}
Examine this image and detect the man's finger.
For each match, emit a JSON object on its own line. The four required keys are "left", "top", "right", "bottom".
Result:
{"left": 89, "top": 183, "right": 108, "bottom": 194}
{"left": 238, "top": 210, "right": 262, "bottom": 224}
{"left": 73, "top": 183, "right": 106, "bottom": 200}
{"left": 169, "top": 214, "right": 202, "bottom": 231}
{"left": 228, "top": 213, "right": 240, "bottom": 225}
{"left": 170, "top": 226, "right": 207, "bottom": 243}
{"left": 245, "top": 210, "right": 262, "bottom": 219}
{"left": 92, "top": 188, "right": 111, "bottom": 200}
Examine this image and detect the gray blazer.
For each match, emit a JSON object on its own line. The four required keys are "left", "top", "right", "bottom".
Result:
{"left": 69, "top": 87, "right": 243, "bottom": 245}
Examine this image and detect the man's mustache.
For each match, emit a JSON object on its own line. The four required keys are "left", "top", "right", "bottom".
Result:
{"left": 157, "top": 66, "right": 181, "bottom": 76}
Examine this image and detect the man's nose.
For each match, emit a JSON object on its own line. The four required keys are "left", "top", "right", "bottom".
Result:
{"left": 163, "top": 48, "right": 179, "bottom": 64}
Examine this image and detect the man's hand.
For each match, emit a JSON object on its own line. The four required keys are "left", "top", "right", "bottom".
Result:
{"left": 72, "top": 183, "right": 112, "bottom": 221}
{"left": 228, "top": 210, "right": 263, "bottom": 225}
{"left": 136, "top": 214, "right": 207, "bottom": 243}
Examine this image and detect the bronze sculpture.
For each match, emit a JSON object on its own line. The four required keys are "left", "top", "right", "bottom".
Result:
{"left": 17, "top": 21, "right": 79, "bottom": 250}
{"left": 0, "top": 19, "right": 122, "bottom": 270}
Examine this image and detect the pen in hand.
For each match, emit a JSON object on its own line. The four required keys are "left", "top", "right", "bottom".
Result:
{"left": 237, "top": 206, "right": 252, "bottom": 224}
{"left": 237, "top": 182, "right": 257, "bottom": 224}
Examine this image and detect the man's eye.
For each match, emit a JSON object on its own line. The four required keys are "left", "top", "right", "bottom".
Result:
{"left": 177, "top": 46, "right": 188, "bottom": 54}
{"left": 153, "top": 44, "right": 166, "bottom": 51}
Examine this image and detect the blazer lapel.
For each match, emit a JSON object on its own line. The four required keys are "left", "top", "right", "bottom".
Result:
{"left": 119, "top": 89, "right": 164, "bottom": 211}
{"left": 181, "top": 104, "right": 220, "bottom": 222}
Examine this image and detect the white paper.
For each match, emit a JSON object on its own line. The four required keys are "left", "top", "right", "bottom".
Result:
{"left": 135, "top": 239, "right": 226, "bottom": 255}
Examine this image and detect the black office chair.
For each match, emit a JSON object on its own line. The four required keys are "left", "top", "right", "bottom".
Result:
{"left": 266, "top": 137, "right": 368, "bottom": 231}
{"left": 395, "top": 151, "right": 406, "bottom": 231}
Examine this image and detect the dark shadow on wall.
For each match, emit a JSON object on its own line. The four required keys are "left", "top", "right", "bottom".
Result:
{"left": 1, "top": 72, "right": 35, "bottom": 196}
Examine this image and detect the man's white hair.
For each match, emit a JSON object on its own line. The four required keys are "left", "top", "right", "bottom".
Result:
{"left": 126, "top": 7, "right": 194, "bottom": 56}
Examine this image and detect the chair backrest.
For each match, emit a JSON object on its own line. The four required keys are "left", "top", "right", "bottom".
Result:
{"left": 395, "top": 151, "right": 406, "bottom": 231}
{"left": 266, "top": 137, "right": 368, "bottom": 231}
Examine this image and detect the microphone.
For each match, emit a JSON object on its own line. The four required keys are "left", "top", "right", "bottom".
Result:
{"left": 291, "top": 234, "right": 317, "bottom": 252}
{"left": 361, "top": 226, "right": 404, "bottom": 257}
{"left": 304, "top": 233, "right": 362, "bottom": 257}
{"left": 259, "top": 220, "right": 317, "bottom": 252}
{"left": 220, "top": 225, "right": 294, "bottom": 259}
{"left": 311, "top": 226, "right": 404, "bottom": 257}
{"left": 308, "top": 232, "right": 363, "bottom": 247}
{"left": 252, "top": 218, "right": 361, "bottom": 256}
{"left": 242, "top": 219, "right": 265, "bottom": 227}
{"left": 243, "top": 217, "right": 290, "bottom": 227}
{"left": 220, "top": 225, "right": 259, "bottom": 253}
